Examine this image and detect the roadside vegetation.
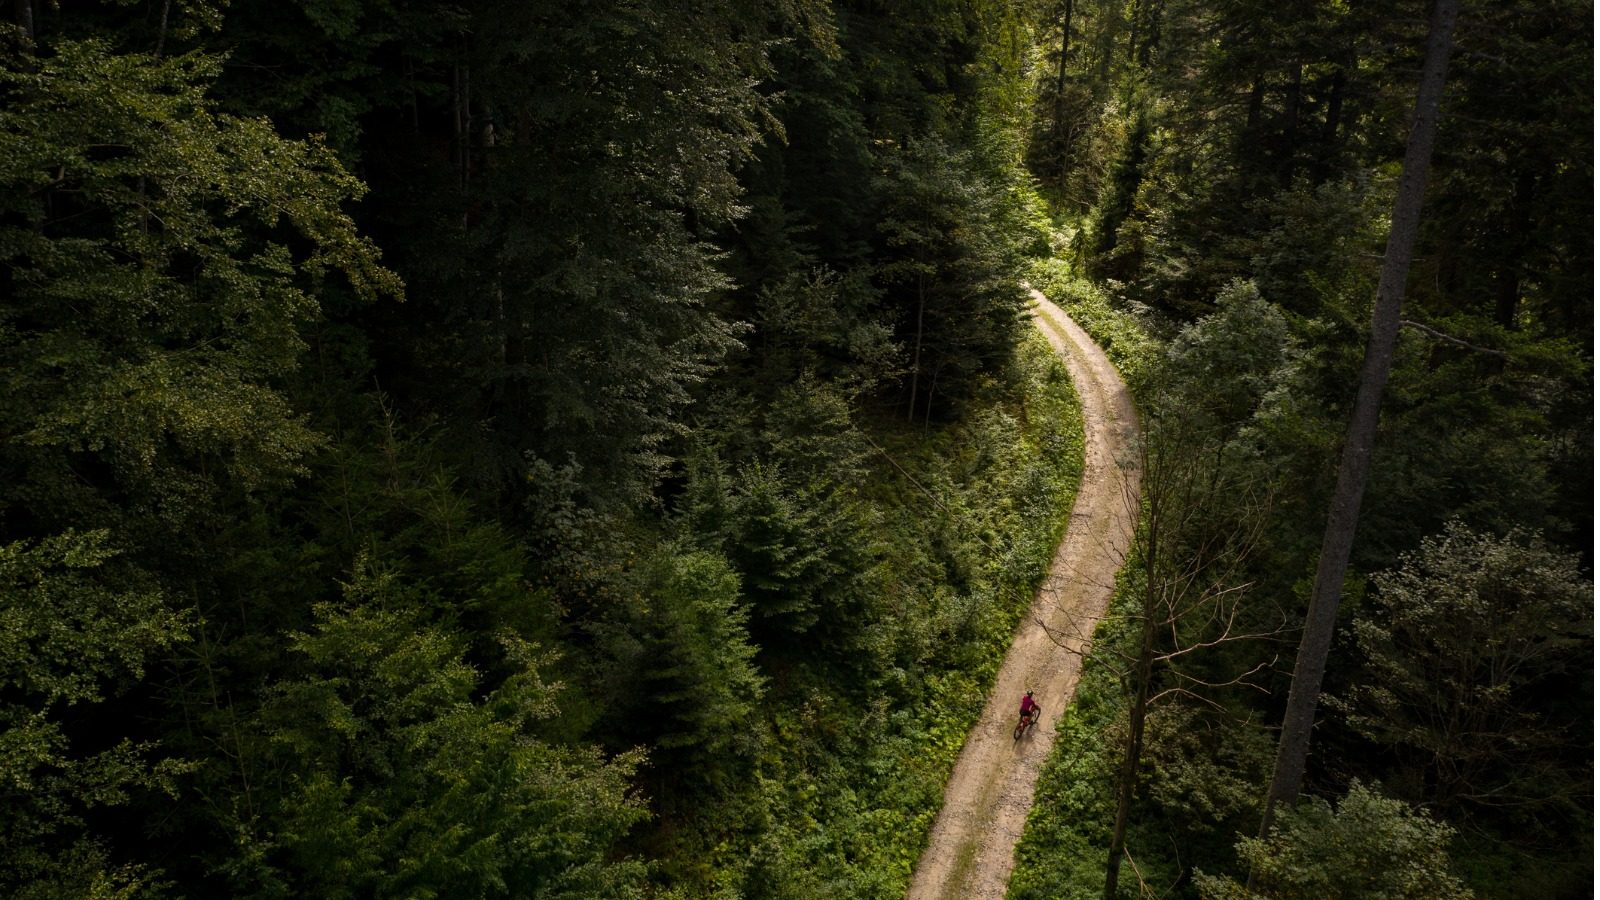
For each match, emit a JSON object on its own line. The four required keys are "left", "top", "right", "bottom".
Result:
{"left": 1010, "top": 0, "right": 1590, "bottom": 895}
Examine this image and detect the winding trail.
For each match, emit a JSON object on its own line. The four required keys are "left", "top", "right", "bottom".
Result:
{"left": 906, "top": 289, "right": 1141, "bottom": 900}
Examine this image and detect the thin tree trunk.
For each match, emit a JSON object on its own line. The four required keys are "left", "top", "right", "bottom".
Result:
{"left": 453, "top": 62, "right": 474, "bottom": 190}
{"left": 1320, "top": 68, "right": 1345, "bottom": 148}
{"left": 1246, "top": 74, "right": 1264, "bottom": 133}
{"left": 1495, "top": 170, "right": 1534, "bottom": 330}
{"left": 453, "top": 64, "right": 464, "bottom": 166}
{"left": 15, "top": 0, "right": 32, "bottom": 40}
{"left": 140, "top": 0, "right": 173, "bottom": 235}
{"left": 1105, "top": 514, "right": 1160, "bottom": 899}
{"left": 1055, "top": 0, "right": 1072, "bottom": 98}
{"left": 1097, "top": 15, "right": 1113, "bottom": 85}
{"left": 1311, "top": 67, "right": 1345, "bottom": 182}
{"left": 410, "top": 61, "right": 422, "bottom": 134}
{"left": 1126, "top": 0, "right": 1139, "bottom": 62}
{"left": 1279, "top": 62, "right": 1303, "bottom": 187}
{"left": 908, "top": 274, "right": 925, "bottom": 422}
{"left": 154, "top": 0, "right": 172, "bottom": 57}
{"left": 1104, "top": 668, "right": 1151, "bottom": 899}
{"left": 1256, "top": 0, "right": 1459, "bottom": 845}
{"left": 460, "top": 64, "right": 472, "bottom": 191}
{"left": 1052, "top": 0, "right": 1074, "bottom": 184}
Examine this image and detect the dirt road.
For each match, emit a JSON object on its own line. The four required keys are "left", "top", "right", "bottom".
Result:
{"left": 905, "top": 289, "right": 1141, "bottom": 900}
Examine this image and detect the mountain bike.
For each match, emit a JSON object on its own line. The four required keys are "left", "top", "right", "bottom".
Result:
{"left": 1013, "top": 707, "right": 1040, "bottom": 741}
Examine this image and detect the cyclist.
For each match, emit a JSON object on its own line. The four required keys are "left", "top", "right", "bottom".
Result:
{"left": 1018, "top": 690, "right": 1041, "bottom": 729}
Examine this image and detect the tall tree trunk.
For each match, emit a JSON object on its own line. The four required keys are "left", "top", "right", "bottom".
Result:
{"left": 1053, "top": 0, "right": 1074, "bottom": 182}
{"left": 1256, "top": 0, "right": 1459, "bottom": 845}
{"left": 908, "top": 274, "right": 925, "bottom": 422}
{"left": 1055, "top": 0, "right": 1072, "bottom": 98}
{"left": 453, "top": 61, "right": 473, "bottom": 193}
{"left": 1243, "top": 73, "right": 1266, "bottom": 176}
{"left": 1126, "top": 0, "right": 1139, "bottom": 62}
{"left": 1246, "top": 74, "right": 1264, "bottom": 132}
{"left": 1096, "top": 7, "right": 1113, "bottom": 85}
{"left": 1311, "top": 67, "right": 1346, "bottom": 182}
{"left": 1279, "top": 62, "right": 1303, "bottom": 187}
{"left": 1495, "top": 170, "right": 1534, "bottom": 330}
{"left": 154, "top": 0, "right": 172, "bottom": 57}
{"left": 1319, "top": 68, "right": 1345, "bottom": 148}
{"left": 14, "top": 0, "right": 32, "bottom": 40}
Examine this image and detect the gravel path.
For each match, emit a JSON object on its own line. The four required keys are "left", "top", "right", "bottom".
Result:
{"left": 905, "top": 289, "right": 1141, "bottom": 900}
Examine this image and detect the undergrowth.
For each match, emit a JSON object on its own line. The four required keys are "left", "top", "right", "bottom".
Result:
{"left": 1029, "top": 258, "right": 1161, "bottom": 390}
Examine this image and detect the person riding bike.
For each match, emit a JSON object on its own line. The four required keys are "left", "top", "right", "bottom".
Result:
{"left": 1018, "top": 690, "right": 1041, "bottom": 728}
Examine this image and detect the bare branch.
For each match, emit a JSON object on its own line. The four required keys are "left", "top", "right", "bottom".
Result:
{"left": 1148, "top": 686, "right": 1229, "bottom": 712}
{"left": 1160, "top": 657, "right": 1281, "bottom": 697}
{"left": 1400, "top": 318, "right": 1508, "bottom": 358}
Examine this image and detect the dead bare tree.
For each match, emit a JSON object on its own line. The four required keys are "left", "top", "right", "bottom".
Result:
{"left": 1090, "top": 411, "right": 1288, "bottom": 900}
{"left": 1030, "top": 407, "right": 1283, "bottom": 897}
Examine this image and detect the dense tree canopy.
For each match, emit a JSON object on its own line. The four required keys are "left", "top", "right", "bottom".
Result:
{"left": 0, "top": 0, "right": 1070, "bottom": 895}
{"left": 1, "top": 0, "right": 1587, "bottom": 896}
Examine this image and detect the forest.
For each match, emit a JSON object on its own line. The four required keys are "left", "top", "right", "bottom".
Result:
{"left": 0, "top": 0, "right": 1589, "bottom": 898}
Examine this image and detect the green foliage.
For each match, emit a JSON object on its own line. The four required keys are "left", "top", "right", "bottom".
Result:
{"left": 1088, "top": 98, "right": 1153, "bottom": 276}
{"left": 1420, "top": 0, "right": 1593, "bottom": 337}
{"left": 0, "top": 531, "right": 189, "bottom": 895}
{"left": 678, "top": 376, "right": 887, "bottom": 657}
{"left": 0, "top": 39, "right": 398, "bottom": 510}
{"left": 1015, "top": 0, "right": 1591, "bottom": 894}
{"left": 878, "top": 135, "right": 1033, "bottom": 421}
{"left": 1143, "top": 705, "right": 1275, "bottom": 833}
{"left": 740, "top": 270, "right": 901, "bottom": 403}
{"left": 633, "top": 547, "right": 764, "bottom": 768}
{"left": 241, "top": 561, "right": 649, "bottom": 898}
{"left": 0, "top": 532, "right": 184, "bottom": 710}
{"left": 205, "top": 0, "right": 458, "bottom": 160}
{"left": 1029, "top": 257, "right": 1161, "bottom": 390}
{"left": 648, "top": 332, "right": 1084, "bottom": 896}
{"left": 1248, "top": 177, "right": 1387, "bottom": 315}
{"left": 30, "top": 0, "right": 1584, "bottom": 896}
{"left": 1150, "top": 280, "right": 1292, "bottom": 430}
{"left": 691, "top": 461, "right": 879, "bottom": 646}
{"left": 0, "top": 0, "right": 1092, "bottom": 896}
{"left": 1336, "top": 522, "right": 1591, "bottom": 815}
{"left": 1194, "top": 782, "right": 1474, "bottom": 900}
{"left": 385, "top": 0, "right": 788, "bottom": 508}
{"left": 0, "top": 33, "right": 397, "bottom": 896}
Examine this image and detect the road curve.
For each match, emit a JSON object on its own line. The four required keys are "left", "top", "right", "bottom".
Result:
{"left": 905, "top": 289, "right": 1141, "bottom": 900}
